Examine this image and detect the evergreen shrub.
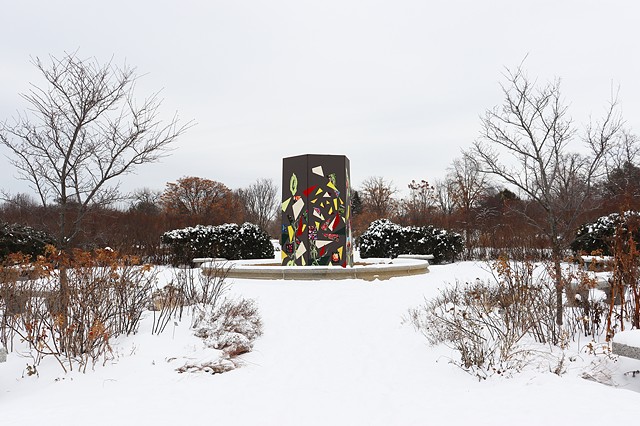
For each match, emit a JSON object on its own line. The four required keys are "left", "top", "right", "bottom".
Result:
{"left": 161, "top": 222, "right": 274, "bottom": 265}
{"left": 358, "top": 219, "right": 463, "bottom": 263}
{"left": 571, "top": 211, "right": 640, "bottom": 255}
{"left": 0, "top": 222, "right": 55, "bottom": 260}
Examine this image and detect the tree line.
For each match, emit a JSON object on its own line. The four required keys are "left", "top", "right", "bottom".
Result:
{"left": 0, "top": 176, "right": 280, "bottom": 263}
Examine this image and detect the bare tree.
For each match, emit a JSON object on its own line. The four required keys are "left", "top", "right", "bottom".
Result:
{"left": 0, "top": 52, "right": 190, "bottom": 249}
{"left": 236, "top": 178, "right": 279, "bottom": 233}
{"left": 433, "top": 178, "right": 456, "bottom": 220}
{"left": 129, "top": 188, "right": 162, "bottom": 214}
{"left": 601, "top": 131, "right": 640, "bottom": 205}
{"left": 447, "top": 153, "right": 491, "bottom": 255}
{"left": 472, "top": 65, "right": 622, "bottom": 329}
{"left": 359, "top": 176, "right": 398, "bottom": 219}
{"left": 399, "top": 179, "right": 436, "bottom": 226}
{"left": 606, "top": 130, "right": 639, "bottom": 171}
{"left": 160, "top": 176, "right": 240, "bottom": 224}
{"left": 449, "top": 153, "right": 490, "bottom": 214}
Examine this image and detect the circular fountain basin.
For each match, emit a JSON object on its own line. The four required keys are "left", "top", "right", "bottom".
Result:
{"left": 201, "top": 257, "right": 429, "bottom": 281}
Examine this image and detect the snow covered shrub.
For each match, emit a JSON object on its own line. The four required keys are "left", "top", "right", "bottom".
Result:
{"left": 409, "top": 226, "right": 464, "bottom": 263}
{"left": 237, "top": 222, "right": 275, "bottom": 260}
{"left": 0, "top": 222, "right": 55, "bottom": 261}
{"left": 160, "top": 265, "right": 262, "bottom": 374}
{"left": 358, "top": 219, "right": 404, "bottom": 258}
{"left": 359, "top": 219, "right": 463, "bottom": 263}
{"left": 571, "top": 211, "right": 640, "bottom": 255}
{"left": 161, "top": 222, "right": 274, "bottom": 266}
{"left": 193, "top": 298, "right": 263, "bottom": 358}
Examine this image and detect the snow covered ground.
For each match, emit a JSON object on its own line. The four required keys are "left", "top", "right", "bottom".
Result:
{"left": 2, "top": 261, "right": 640, "bottom": 425}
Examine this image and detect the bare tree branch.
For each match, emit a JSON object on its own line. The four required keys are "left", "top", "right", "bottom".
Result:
{"left": 0, "top": 52, "right": 193, "bottom": 248}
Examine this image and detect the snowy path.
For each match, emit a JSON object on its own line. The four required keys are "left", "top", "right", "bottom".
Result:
{"left": 3, "top": 263, "right": 640, "bottom": 425}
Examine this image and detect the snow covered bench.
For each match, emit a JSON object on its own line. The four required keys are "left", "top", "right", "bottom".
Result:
{"left": 612, "top": 330, "right": 640, "bottom": 360}
{"left": 193, "top": 258, "right": 226, "bottom": 267}
{"left": 580, "top": 255, "right": 613, "bottom": 272}
{"left": 397, "top": 254, "right": 434, "bottom": 261}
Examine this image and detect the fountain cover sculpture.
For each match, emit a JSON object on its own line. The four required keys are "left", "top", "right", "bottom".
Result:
{"left": 281, "top": 154, "right": 353, "bottom": 267}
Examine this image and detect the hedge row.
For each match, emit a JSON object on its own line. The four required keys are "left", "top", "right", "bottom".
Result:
{"left": 358, "top": 219, "right": 463, "bottom": 263}
{"left": 161, "top": 222, "right": 274, "bottom": 266}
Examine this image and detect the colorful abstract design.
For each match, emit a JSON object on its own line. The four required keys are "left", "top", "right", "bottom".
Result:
{"left": 281, "top": 154, "right": 353, "bottom": 267}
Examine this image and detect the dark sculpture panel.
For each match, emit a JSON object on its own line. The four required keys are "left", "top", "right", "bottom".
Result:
{"left": 281, "top": 154, "right": 352, "bottom": 267}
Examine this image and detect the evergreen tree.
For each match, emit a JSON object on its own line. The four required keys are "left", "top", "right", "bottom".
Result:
{"left": 351, "top": 191, "right": 363, "bottom": 216}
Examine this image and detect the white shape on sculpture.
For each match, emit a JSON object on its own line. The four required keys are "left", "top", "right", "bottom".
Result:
{"left": 295, "top": 241, "right": 307, "bottom": 259}
{"left": 315, "top": 240, "right": 331, "bottom": 249}
{"left": 292, "top": 198, "right": 304, "bottom": 219}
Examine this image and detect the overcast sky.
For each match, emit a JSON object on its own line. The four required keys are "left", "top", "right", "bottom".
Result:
{"left": 1, "top": 0, "right": 639, "bottom": 201}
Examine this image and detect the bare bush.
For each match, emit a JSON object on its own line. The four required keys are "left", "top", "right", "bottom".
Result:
{"left": 409, "top": 280, "right": 532, "bottom": 379}
{"left": 490, "top": 257, "right": 558, "bottom": 345}
{"left": 561, "top": 263, "right": 608, "bottom": 339}
{"left": 181, "top": 264, "right": 230, "bottom": 309}
{"left": 0, "top": 249, "right": 156, "bottom": 373}
{"left": 409, "top": 255, "right": 624, "bottom": 378}
{"left": 150, "top": 284, "right": 185, "bottom": 335}
{"left": 409, "top": 258, "right": 565, "bottom": 377}
{"left": 151, "top": 264, "right": 230, "bottom": 334}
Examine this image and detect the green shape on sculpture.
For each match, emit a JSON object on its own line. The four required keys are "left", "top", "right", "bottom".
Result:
{"left": 290, "top": 173, "right": 298, "bottom": 196}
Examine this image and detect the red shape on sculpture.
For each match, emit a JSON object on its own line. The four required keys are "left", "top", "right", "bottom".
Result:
{"left": 331, "top": 214, "right": 340, "bottom": 231}
{"left": 303, "top": 185, "right": 318, "bottom": 197}
{"left": 296, "top": 216, "right": 304, "bottom": 236}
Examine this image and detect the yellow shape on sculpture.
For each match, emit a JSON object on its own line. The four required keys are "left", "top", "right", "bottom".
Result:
{"left": 315, "top": 188, "right": 323, "bottom": 195}
{"left": 288, "top": 225, "right": 294, "bottom": 242}
{"left": 281, "top": 251, "right": 287, "bottom": 262}
{"left": 338, "top": 247, "right": 343, "bottom": 259}
{"left": 327, "top": 181, "right": 337, "bottom": 191}
{"left": 329, "top": 207, "right": 333, "bottom": 215}
{"left": 333, "top": 199, "right": 338, "bottom": 210}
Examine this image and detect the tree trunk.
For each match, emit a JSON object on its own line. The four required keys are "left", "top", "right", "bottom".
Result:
{"left": 551, "top": 242, "right": 564, "bottom": 328}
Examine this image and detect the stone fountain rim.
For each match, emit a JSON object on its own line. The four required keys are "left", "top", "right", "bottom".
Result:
{"left": 200, "top": 257, "right": 429, "bottom": 281}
